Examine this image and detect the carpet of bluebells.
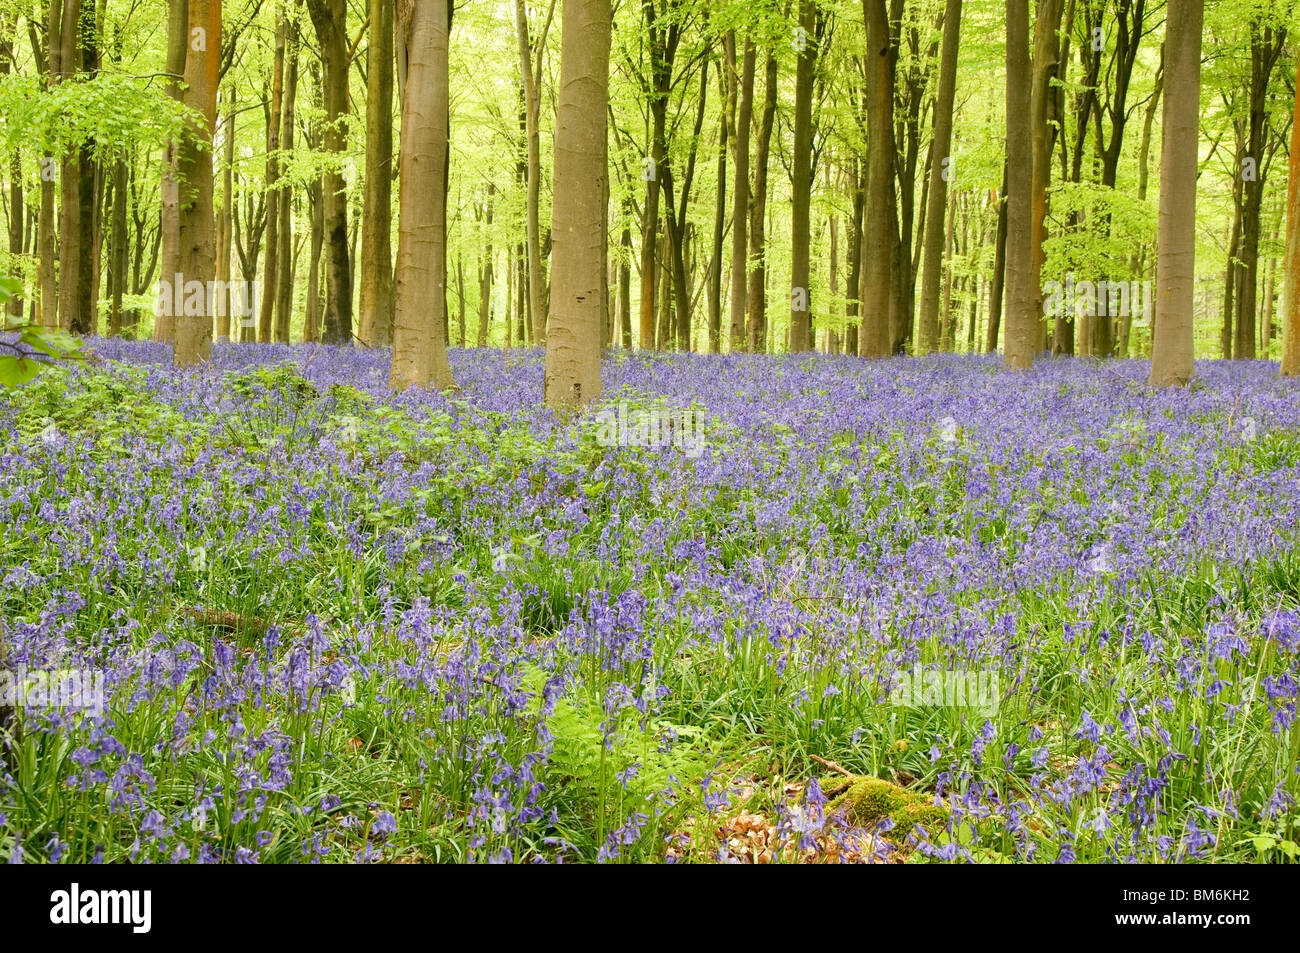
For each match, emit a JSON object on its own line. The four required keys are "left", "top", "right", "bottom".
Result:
{"left": 1, "top": 340, "right": 1299, "bottom": 863}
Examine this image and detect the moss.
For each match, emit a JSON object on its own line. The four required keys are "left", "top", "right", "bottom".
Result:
{"left": 826, "top": 777, "right": 949, "bottom": 844}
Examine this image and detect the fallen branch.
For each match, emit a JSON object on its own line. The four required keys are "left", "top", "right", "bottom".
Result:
{"left": 809, "top": 754, "right": 855, "bottom": 778}
{"left": 186, "top": 608, "right": 271, "bottom": 635}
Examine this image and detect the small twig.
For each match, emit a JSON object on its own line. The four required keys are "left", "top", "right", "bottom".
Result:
{"left": 186, "top": 607, "right": 271, "bottom": 635}
{"left": 809, "top": 754, "right": 855, "bottom": 778}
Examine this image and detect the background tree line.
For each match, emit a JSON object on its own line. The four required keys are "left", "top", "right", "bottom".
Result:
{"left": 2, "top": 0, "right": 1300, "bottom": 400}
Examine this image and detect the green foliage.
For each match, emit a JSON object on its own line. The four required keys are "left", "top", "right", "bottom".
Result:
{"left": 826, "top": 775, "right": 951, "bottom": 844}
{"left": 0, "top": 277, "right": 84, "bottom": 389}
{"left": 0, "top": 71, "right": 191, "bottom": 162}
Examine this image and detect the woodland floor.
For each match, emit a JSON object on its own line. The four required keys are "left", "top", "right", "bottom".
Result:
{"left": 1, "top": 342, "right": 1298, "bottom": 862}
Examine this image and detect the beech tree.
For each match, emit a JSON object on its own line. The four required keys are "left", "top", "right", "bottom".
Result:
{"left": 543, "top": 0, "right": 611, "bottom": 406}
{"left": 788, "top": 0, "right": 819, "bottom": 353}
{"left": 917, "top": 0, "right": 960, "bottom": 355}
{"left": 728, "top": 35, "right": 754, "bottom": 353}
{"left": 173, "top": 0, "right": 221, "bottom": 367}
{"left": 1150, "top": 0, "right": 1202, "bottom": 387}
{"left": 389, "top": 0, "right": 454, "bottom": 390}
{"left": 1280, "top": 50, "right": 1300, "bottom": 377}
{"left": 1002, "top": 0, "right": 1033, "bottom": 368}
{"left": 359, "top": 0, "right": 395, "bottom": 347}
{"left": 858, "top": 0, "right": 894, "bottom": 359}
{"left": 306, "top": 0, "right": 352, "bottom": 345}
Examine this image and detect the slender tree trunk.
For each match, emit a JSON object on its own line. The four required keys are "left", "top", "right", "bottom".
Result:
{"left": 215, "top": 90, "right": 235, "bottom": 340}
{"left": 307, "top": 0, "right": 353, "bottom": 345}
{"left": 108, "top": 152, "right": 128, "bottom": 336}
{"left": 32, "top": 2, "right": 59, "bottom": 326}
{"left": 517, "top": 0, "right": 550, "bottom": 345}
{"left": 1123, "top": 68, "right": 1162, "bottom": 358}
{"left": 940, "top": 188, "right": 956, "bottom": 350}
{"left": 275, "top": 32, "right": 299, "bottom": 343}
{"left": 172, "top": 0, "right": 220, "bottom": 366}
{"left": 638, "top": 2, "right": 678, "bottom": 352}
{"left": 788, "top": 0, "right": 819, "bottom": 352}
{"left": 846, "top": 160, "right": 864, "bottom": 354}
{"left": 728, "top": 36, "right": 754, "bottom": 352}
{"left": 1280, "top": 52, "right": 1300, "bottom": 376}
{"left": 258, "top": 13, "right": 285, "bottom": 343}
{"left": 1223, "top": 193, "right": 1241, "bottom": 359}
{"left": 747, "top": 49, "right": 776, "bottom": 353}
{"left": 56, "top": 0, "right": 81, "bottom": 333}
{"left": 1028, "top": 0, "right": 1064, "bottom": 355}
{"left": 456, "top": 251, "right": 466, "bottom": 346}
{"left": 477, "top": 183, "right": 493, "bottom": 347}
{"left": 1003, "top": 0, "right": 1033, "bottom": 367}
{"left": 859, "top": 0, "right": 895, "bottom": 358}
{"left": 304, "top": 175, "right": 323, "bottom": 342}
{"left": 1149, "top": 0, "right": 1201, "bottom": 387}
{"left": 918, "top": 0, "right": 961, "bottom": 354}
{"left": 544, "top": 0, "right": 610, "bottom": 406}
{"left": 155, "top": 0, "right": 188, "bottom": 344}
{"left": 516, "top": 241, "right": 527, "bottom": 344}
{"left": 668, "top": 53, "right": 708, "bottom": 352}
{"left": 708, "top": 50, "right": 729, "bottom": 353}
{"left": 1236, "top": 21, "right": 1285, "bottom": 361}
{"left": 662, "top": 164, "right": 690, "bottom": 350}
{"left": 390, "top": 0, "right": 454, "bottom": 388}
{"left": 359, "top": 0, "right": 395, "bottom": 346}
{"left": 0, "top": 24, "right": 23, "bottom": 320}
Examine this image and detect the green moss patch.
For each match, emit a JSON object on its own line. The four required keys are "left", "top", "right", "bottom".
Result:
{"left": 825, "top": 776, "right": 949, "bottom": 844}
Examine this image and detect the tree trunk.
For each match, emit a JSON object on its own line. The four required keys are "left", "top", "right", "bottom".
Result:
{"left": 543, "top": 0, "right": 611, "bottom": 407}
{"left": 33, "top": 1, "right": 59, "bottom": 326}
{"left": 56, "top": 0, "right": 82, "bottom": 333}
{"left": 215, "top": 88, "right": 235, "bottom": 340}
{"left": 1092, "top": 0, "right": 1146, "bottom": 357}
{"left": 359, "top": 0, "right": 395, "bottom": 346}
{"left": 1280, "top": 51, "right": 1300, "bottom": 376}
{"left": 788, "top": 0, "right": 819, "bottom": 352}
{"left": 846, "top": 160, "right": 864, "bottom": 354}
{"left": 1149, "top": 0, "right": 1201, "bottom": 387}
{"left": 728, "top": 36, "right": 754, "bottom": 352}
{"left": 155, "top": 0, "right": 188, "bottom": 344}
{"left": 859, "top": 0, "right": 895, "bottom": 358}
{"left": 477, "top": 183, "right": 493, "bottom": 347}
{"left": 1122, "top": 67, "right": 1162, "bottom": 358}
{"left": 304, "top": 175, "right": 323, "bottom": 342}
{"left": 275, "top": 31, "right": 299, "bottom": 343}
{"left": 1028, "top": 0, "right": 1064, "bottom": 356}
{"left": 0, "top": 23, "right": 23, "bottom": 320}
{"left": 307, "top": 0, "right": 353, "bottom": 345}
{"left": 173, "top": 0, "right": 220, "bottom": 366}
{"left": 940, "top": 188, "right": 956, "bottom": 350}
{"left": 1002, "top": 0, "right": 1033, "bottom": 368}
{"left": 517, "top": 0, "right": 550, "bottom": 346}
{"left": 1236, "top": 20, "right": 1285, "bottom": 361}
{"left": 389, "top": 0, "right": 455, "bottom": 389}
{"left": 917, "top": 0, "right": 961, "bottom": 354}
{"left": 708, "top": 50, "right": 729, "bottom": 354}
{"left": 746, "top": 49, "right": 776, "bottom": 353}
{"left": 107, "top": 151, "right": 127, "bottom": 337}
{"left": 258, "top": 13, "right": 285, "bottom": 343}
{"left": 1223, "top": 189, "right": 1241, "bottom": 359}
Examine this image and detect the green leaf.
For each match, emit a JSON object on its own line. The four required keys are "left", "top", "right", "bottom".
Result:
{"left": 0, "top": 355, "right": 41, "bottom": 388}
